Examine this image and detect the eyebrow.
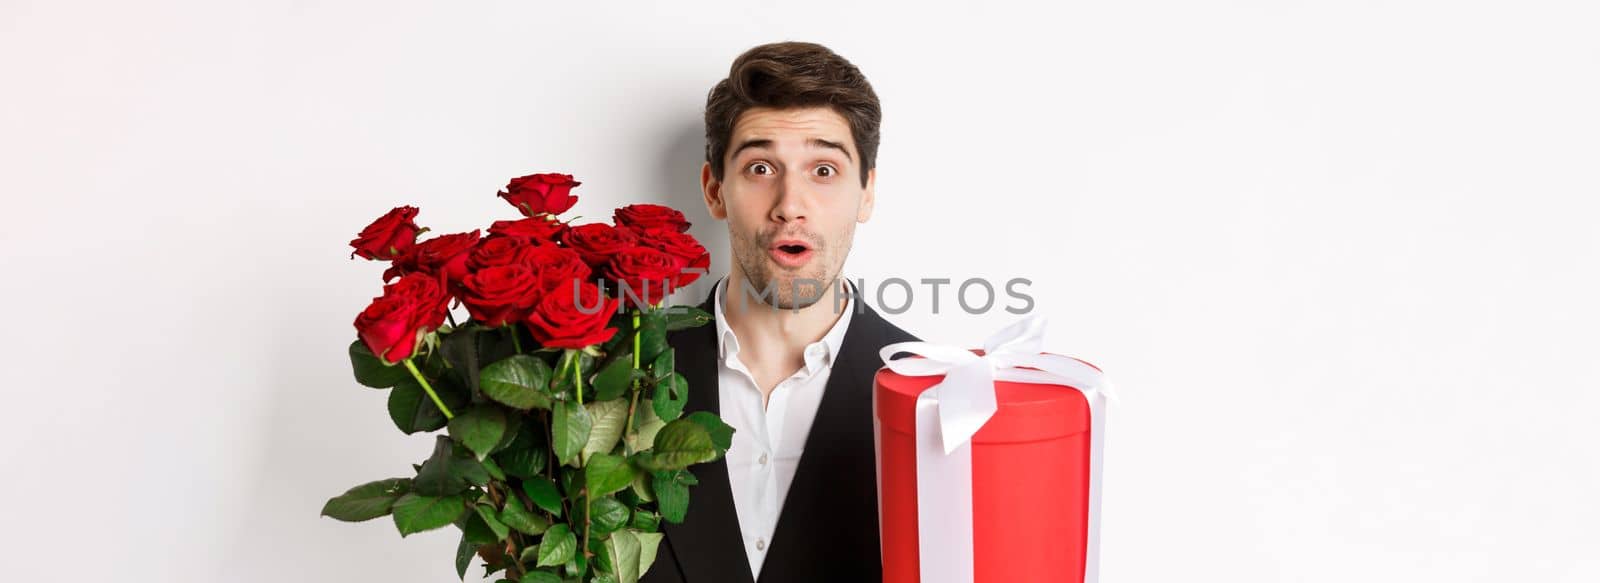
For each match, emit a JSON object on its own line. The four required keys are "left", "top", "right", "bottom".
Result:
{"left": 729, "top": 137, "right": 854, "bottom": 163}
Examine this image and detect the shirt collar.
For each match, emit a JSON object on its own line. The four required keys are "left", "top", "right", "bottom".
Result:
{"left": 712, "top": 274, "right": 857, "bottom": 375}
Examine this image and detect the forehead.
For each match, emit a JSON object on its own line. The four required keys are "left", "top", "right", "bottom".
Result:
{"left": 729, "top": 106, "right": 855, "bottom": 157}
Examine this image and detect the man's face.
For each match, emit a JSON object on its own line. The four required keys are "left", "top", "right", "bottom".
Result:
{"left": 702, "top": 105, "right": 875, "bottom": 311}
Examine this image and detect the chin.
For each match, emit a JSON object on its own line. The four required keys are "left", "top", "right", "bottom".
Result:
{"left": 771, "top": 271, "right": 835, "bottom": 303}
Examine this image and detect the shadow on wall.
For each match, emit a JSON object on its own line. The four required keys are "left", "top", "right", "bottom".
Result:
{"left": 655, "top": 116, "right": 730, "bottom": 307}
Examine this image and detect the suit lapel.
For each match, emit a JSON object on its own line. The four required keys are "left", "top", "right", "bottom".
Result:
{"left": 659, "top": 287, "right": 757, "bottom": 583}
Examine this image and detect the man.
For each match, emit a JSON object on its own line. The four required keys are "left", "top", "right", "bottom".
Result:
{"left": 643, "top": 42, "right": 921, "bottom": 583}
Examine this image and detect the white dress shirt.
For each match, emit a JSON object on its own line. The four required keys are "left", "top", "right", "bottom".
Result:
{"left": 712, "top": 274, "right": 856, "bottom": 580}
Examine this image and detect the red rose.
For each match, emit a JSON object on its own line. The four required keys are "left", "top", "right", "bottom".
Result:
{"left": 380, "top": 270, "right": 450, "bottom": 306}
{"left": 525, "top": 280, "right": 620, "bottom": 349}
{"left": 498, "top": 173, "right": 581, "bottom": 217}
{"left": 631, "top": 227, "right": 710, "bottom": 287}
{"left": 460, "top": 264, "right": 543, "bottom": 327}
{"left": 350, "top": 205, "right": 424, "bottom": 260}
{"left": 516, "top": 245, "right": 593, "bottom": 292}
{"left": 488, "top": 216, "right": 568, "bottom": 242}
{"left": 604, "top": 246, "right": 688, "bottom": 308}
{"left": 559, "top": 223, "right": 639, "bottom": 267}
{"left": 469, "top": 236, "right": 544, "bottom": 271}
{"left": 613, "top": 203, "right": 690, "bottom": 233}
{"left": 380, "top": 247, "right": 417, "bottom": 282}
{"left": 408, "top": 230, "right": 481, "bottom": 289}
{"left": 354, "top": 273, "right": 449, "bottom": 364}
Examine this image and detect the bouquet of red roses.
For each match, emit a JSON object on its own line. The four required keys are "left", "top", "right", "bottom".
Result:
{"left": 321, "top": 172, "right": 730, "bottom": 583}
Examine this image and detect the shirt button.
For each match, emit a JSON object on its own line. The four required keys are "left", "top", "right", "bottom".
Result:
{"left": 758, "top": 453, "right": 769, "bottom": 465}
{"left": 756, "top": 537, "right": 766, "bottom": 551}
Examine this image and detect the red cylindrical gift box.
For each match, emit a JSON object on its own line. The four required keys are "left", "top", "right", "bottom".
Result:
{"left": 875, "top": 351, "right": 1096, "bottom": 582}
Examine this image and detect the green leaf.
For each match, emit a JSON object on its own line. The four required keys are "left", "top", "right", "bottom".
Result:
{"left": 494, "top": 424, "right": 548, "bottom": 479}
{"left": 481, "top": 355, "right": 553, "bottom": 410}
{"left": 629, "top": 469, "right": 655, "bottom": 503}
{"left": 440, "top": 324, "right": 484, "bottom": 394}
{"left": 570, "top": 552, "right": 587, "bottom": 580}
{"left": 498, "top": 495, "right": 550, "bottom": 535}
{"left": 495, "top": 446, "right": 548, "bottom": 480}
{"left": 392, "top": 492, "right": 468, "bottom": 537}
{"left": 601, "top": 529, "right": 642, "bottom": 583}
{"left": 449, "top": 405, "right": 509, "bottom": 461}
{"left": 651, "top": 373, "right": 688, "bottom": 421}
{"left": 643, "top": 420, "right": 717, "bottom": 471}
{"left": 553, "top": 400, "right": 592, "bottom": 466}
{"left": 474, "top": 502, "right": 510, "bottom": 541}
{"left": 461, "top": 509, "right": 499, "bottom": 545}
{"left": 455, "top": 532, "right": 475, "bottom": 580}
{"left": 634, "top": 530, "right": 664, "bottom": 575}
{"left": 490, "top": 414, "right": 523, "bottom": 455}
{"left": 320, "top": 478, "right": 411, "bottom": 522}
{"left": 410, "top": 436, "right": 491, "bottom": 495}
{"left": 662, "top": 306, "right": 712, "bottom": 331}
{"left": 520, "top": 571, "right": 562, "bottom": 583}
{"left": 584, "top": 453, "right": 635, "bottom": 499}
{"left": 591, "top": 355, "right": 634, "bottom": 401}
{"left": 583, "top": 399, "right": 629, "bottom": 460}
{"left": 652, "top": 471, "right": 691, "bottom": 524}
{"left": 413, "top": 436, "right": 470, "bottom": 496}
{"left": 589, "top": 497, "right": 630, "bottom": 535}
{"left": 387, "top": 376, "right": 448, "bottom": 434}
{"left": 637, "top": 311, "right": 668, "bottom": 365}
{"left": 521, "top": 476, "right": 564, "bottom": 518}
{"left": 625, "top": 400, "right": 666, "bottom": 453}
{"left": 454, "top": 456, "right": 491, "bottom": 487}
{"left": 350, "top": 339, "right": 409, "bottom": 388}
{"left": 649, "top": 348, "right": 674, "bottom": 382}
{"left": 629, "top": 511, "right": 660, "bottom": 533}
{"left": 536, "top": 524, "right": 576, "bottom": 567}
{"left": 685, "top": 411, "right": 734, "bottom": 453}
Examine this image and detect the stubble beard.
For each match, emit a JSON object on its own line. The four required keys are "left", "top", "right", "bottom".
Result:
{"left": 732, "top": 228, "right": 844, "bottom": 312}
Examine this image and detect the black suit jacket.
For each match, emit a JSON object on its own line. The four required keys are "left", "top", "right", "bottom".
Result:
{"left": 641, "top": 282, "right": 922, "bottom": 583}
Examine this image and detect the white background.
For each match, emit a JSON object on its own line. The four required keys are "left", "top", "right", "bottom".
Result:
{"left": 3, "top": 1, "right": 1597, "bottom": 581}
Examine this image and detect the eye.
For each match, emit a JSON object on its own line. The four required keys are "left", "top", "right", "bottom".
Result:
{"left": 815, "top": 164, "right": 838, "bottom": 178}
{"left": 748, "top": 162, "right": 775, "bottom": 176}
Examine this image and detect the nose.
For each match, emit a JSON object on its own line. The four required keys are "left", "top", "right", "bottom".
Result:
{"left": 770, "top": 172, "right": 810, "bottom": 224}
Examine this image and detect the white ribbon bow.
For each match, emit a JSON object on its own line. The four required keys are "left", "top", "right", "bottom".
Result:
{"left": 875, "top": 314, "right": 1117, "bottom": 583}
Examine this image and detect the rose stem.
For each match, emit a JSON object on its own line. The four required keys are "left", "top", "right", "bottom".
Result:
{"left": 402, "top": 358, "right": 454, "bottom": 419}
{"left": 485, "top": 482, "right": 524, "bottom": 579}
{"left": 506, "top": 324, "right": 523, "bottom": 354}
{"left": 623, "top": 309, "right": 642, "bottom": 454}
{"left": 572, "top": 349, "right": 584, "bottom": 407}
{"left": 569, "top": 352, "right": 593, "bottom": 570}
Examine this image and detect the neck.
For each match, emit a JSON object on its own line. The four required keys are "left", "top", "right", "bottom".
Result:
{"left": 720, "top": 268, "right": 850, "bottom": 367}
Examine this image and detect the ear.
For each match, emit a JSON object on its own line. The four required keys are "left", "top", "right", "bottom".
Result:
{"left": 702, "top": 161, "right": 727, "bottom": 220}
{"left": 857, "top": 166, "right": 875, "bottom": 223}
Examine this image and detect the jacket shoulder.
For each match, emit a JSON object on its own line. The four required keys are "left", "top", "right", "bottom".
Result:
{"left": 856, "top": 303, "right": 923, "bottom": 354}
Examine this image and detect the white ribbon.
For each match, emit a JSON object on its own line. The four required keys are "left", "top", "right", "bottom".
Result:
{"left": 876, "top": 314, "right": 1117, "bottom": 583}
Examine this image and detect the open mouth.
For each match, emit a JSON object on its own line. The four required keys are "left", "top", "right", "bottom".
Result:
{"left": 772, "top": 238, "right": 812, "bottom": 254}
{"left": 769, "top": 239, "right": 814, "bottom": 267}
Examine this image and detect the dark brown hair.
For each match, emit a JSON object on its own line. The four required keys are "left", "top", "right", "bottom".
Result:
{"left": 704, "top": 41, "right": 882, "bottom": 189}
